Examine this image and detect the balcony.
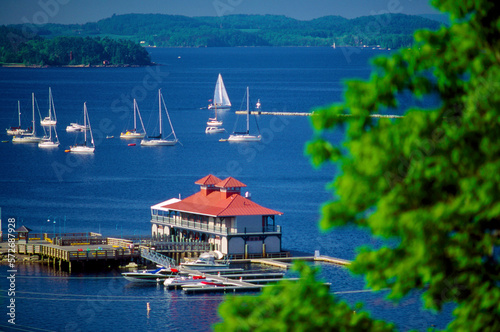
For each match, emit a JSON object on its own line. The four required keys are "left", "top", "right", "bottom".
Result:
{"left": 151, "top": 215, "right": 281, "bottom": 236}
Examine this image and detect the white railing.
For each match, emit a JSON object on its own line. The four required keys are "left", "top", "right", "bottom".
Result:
{"left": 151, "top": 215, "right": 281, "bottom": 235}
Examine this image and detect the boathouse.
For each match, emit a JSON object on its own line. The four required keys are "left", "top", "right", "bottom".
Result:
{"left": 150, "top": 175, "right": 284, "bottom": 258}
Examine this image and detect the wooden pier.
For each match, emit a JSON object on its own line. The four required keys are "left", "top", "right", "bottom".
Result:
{"left": 14, "top": 234, "right": 217, "bottom": 272}
{"left": 17, "top": 239, "right": 140, "bottom": 272}
{"left": 13, "top": 231, "right": 351, "bottom": 276}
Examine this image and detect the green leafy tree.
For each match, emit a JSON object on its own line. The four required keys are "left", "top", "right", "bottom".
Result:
{"left": 215, "top": 262, "right": 394, "bottom": 332}
{"left": 216, "top": 0, "right": 500, "bottom": 331}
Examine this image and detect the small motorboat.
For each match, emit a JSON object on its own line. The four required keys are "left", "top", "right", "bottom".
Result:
{"left": 180, "top": 280, "right": 227, "bottom": 289}
{"left": 205, "top": 126, "right": 225, "bottom": 134}
{"left": 163, "top": 275, "right": 207, "bottom": 288}
{"left": 121, "top": 267, "right": 180, "bottom": 283}
{"left": 128, "top": 143, "right": 136, "bottom": 146}
{"left": 180, "top": 251, "right": 229, "bottom": 270}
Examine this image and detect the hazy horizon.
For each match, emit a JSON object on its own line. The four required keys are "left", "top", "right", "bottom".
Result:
{"left": 0, "top": 0, "right": 440, "bottom": 25}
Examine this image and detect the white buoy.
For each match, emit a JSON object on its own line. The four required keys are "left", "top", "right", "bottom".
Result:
{"left": 147, "top": 302, "right": 151, "bottom": 312}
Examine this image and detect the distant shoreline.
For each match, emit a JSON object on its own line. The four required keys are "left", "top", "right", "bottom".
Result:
{"left": 0, "top": 62, "right": 157, "bottom": 68}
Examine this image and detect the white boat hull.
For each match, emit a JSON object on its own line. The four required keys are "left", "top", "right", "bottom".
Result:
{"left": 208, "top": 104, "right": 231, "bottom": 110}
{"left": 12, "top": 136, "right": 42, "bottom": 143}
{"left": 69, "top": 145, "right": 95, "bottom": 153}
{"left": 41, "top": 119, "right": 57, "bottom": 126}
{"left": 120, "top": 132, "right": 145, "bottom": 139}
{"left": 164, "top": 276, "right": 208, "bottom": 287}
{"left": 122, "top": 268, "right": 180, "bottom": 283}
{"left": 6, "top": 128, "right": 28, "bottom": 136}
{"left": 141, "top": 139, "right": 178, "bottom": 146}
{"left": 66, "top": 123, "right": 88, "bottom": 132}
{"left": 39, "top": 141, "right": 59, "bottom": 148}
{"left": 180, "top": 263, "right": 230, "bottom": 270}
{"left": 207, "top": 120, "right": 223, "bottom": 126}
{"left": 205, "top": 126, "right": 225, "bottom": 134}
{"left": 228, "top": 134, "right": 262, "bottom": 142}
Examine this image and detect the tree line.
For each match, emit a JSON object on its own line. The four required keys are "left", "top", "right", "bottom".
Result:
{"left": 6, "top": 13, "right": 443, "bottom": 49}
{"left": 0, "top": 26, "right": 151, "bottom": 66}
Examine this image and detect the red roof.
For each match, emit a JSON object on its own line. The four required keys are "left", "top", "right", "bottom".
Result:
{"left": 162, "top": 190, "right": 282, "bottom": 217}
{"left": 215, "top": 177, "right": 247, "bottom": 189}
{"left": 195, "top": 174, "right": 222, "bottom": 186}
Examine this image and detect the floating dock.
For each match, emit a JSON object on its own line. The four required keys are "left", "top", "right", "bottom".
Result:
{"left": 179, "top": 270, "right": 283, "bottom": 294}
{"left": 235, "top": 111, "right": 403, "bottom": 118}
{"left": 230, "top": 255, "right": 351, "bottom": 269}
{"left": 177, "top": 270, "right": 329, "bottom": 294}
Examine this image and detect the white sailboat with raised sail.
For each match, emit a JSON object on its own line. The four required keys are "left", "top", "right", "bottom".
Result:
{"left": 208, "top": 74, "right": 231, "bottom": 110}
{"left": 227, "top": 87, "right": 261, "bottom": 142}
{"left": 12, "top": 93, "right": 42, "bottom": 143}
{"left": 69, "top": 102, "right": 95, "bottom": 153}
{"left": 40, "top": 87, "right": 57, "bottom": 126}
{"left": 6, "top": 101, "right": 29, "bottom": 136}
{"left": 141, "top": 89, "right": 178, "bottom": 146}
{"left": 120, "top": 99, "right": 146, "bottom": 139}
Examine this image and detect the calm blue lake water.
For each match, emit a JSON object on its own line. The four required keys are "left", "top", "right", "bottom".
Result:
{"left": 0, "top": 47, "right": 453, "bottom": 331}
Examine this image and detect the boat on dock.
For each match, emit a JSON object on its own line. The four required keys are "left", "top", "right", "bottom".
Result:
{"left": 122, "top": 267, "right": 181, "bottom": 283}
{"left": 163, "top": 275, "right": 208, "bottom": 289}
{"left": 180, "top": 252, "right": 230, "bottom": 270}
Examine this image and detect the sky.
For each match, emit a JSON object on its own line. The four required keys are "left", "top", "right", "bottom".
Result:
{"left": 0, "top": 0, "right": 440, "bottom": 25}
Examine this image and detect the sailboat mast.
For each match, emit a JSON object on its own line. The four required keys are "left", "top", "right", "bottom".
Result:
{"left": 32, "top": 93, "right": 36, "bottom": 136}
{"left": 133, "top": 99, "right": 137, "bottom": 130}
{"left": 83, "top": 102, "right": 87, "bottom": 145}
{"left": 158, "top": 89, "right": 162, "bottom": 137}
{"left": 48, "top": 87, "right": 52, "bottom": 121}
{"left": 17, "top": 101, "right": 21, "bottom": 127}
{"left": 246, "top": 86, "right": 250, "bottom": 134}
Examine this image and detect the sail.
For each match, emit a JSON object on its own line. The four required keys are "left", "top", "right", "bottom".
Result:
{"left": 214, "top": 74, "right": 231, "bottom": 107}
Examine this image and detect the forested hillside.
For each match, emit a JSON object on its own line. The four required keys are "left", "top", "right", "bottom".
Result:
{"left": 0, "top": 26, "right": 151, "bottom": 66}
{"left": 7, "top": 13, "right": 442, "bottom": 49}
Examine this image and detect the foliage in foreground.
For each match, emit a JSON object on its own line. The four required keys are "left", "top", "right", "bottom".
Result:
{"left": 215, "top": 262, "right": 394, "bottom": 332}
{"left": 217, "top": 0, "right": 500, "bottom": 331}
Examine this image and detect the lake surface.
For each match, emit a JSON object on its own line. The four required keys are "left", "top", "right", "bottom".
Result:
{"left": 0, "top": 47, "right": 452, "bottom": 331}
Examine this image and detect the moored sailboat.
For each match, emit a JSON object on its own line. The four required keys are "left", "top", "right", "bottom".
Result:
{"left": 141, "top": 89, "right": 179, "bottom": 146}
{"left": 205, "top": 105, "right": 225, "bottom": 133}
{"left": 39, "top": 105, "right": 60, "bottom": 148}
{"left": 227, "top": 87, "right": 261, "bottom": 142}
{"left": 120, "top": 99, "right": 146, "bottom": 139}
{"left": 208, "top": 74, "right": 231, "bottom": 110}
{"left": 69, "top": 102, "right": 95, "bottom": 153}
{"left": 6, "top": 101, "right": 29, "bottom": 136}
{"left": 40, "top": 87, "right": 57, "bottom": 126}
{"left": 12, "top": 93, "right": 42, "bottom": 143}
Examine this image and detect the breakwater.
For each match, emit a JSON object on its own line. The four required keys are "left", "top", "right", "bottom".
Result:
{"left": 235, "top": 111, "right": 403, "bottom": 118}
